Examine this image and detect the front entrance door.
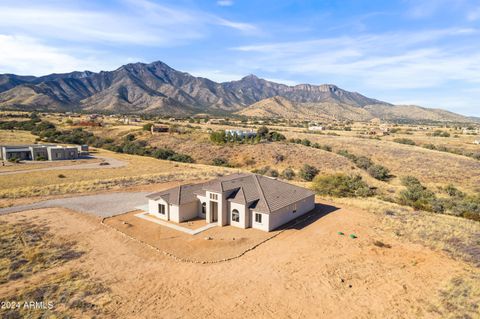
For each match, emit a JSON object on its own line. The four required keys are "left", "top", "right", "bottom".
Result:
{"left": 210, "top": 201, "right": 218, "bottom": 222}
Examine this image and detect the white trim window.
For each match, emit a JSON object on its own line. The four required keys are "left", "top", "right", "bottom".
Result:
{"left": 209, "top": 193, "right": 218, "bottom": 200}
{"left": 292, "top": 203, "right": 297, "bottom": 213}
{"left": 232, "top": 209, "right": 240, "bottom": 222}
{"left": 158, "top": 204, "right": 166, "bottom": 215}
{"left": 255, "top": 213, "right": 262, "bottom": 223}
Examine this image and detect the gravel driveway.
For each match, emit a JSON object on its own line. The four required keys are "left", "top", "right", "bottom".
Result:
{"left": 0, "top": 192, "right": 149, "bottom": 217}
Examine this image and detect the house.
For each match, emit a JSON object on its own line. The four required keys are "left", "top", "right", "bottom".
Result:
{"left": 308, "top": 125, "right": 325, "bottom": 131}
{"left": 151, "top": 125, "right": 169, "bottom": 133}
{"left": 0, "top": 144, "right": 86, "bottom": 161}
{"left": 474, "top": 140, "right": 480, "bottom": 145}
{"left": 146, "top": 173, "right": 315, "bottom": 232}
{"left": 224, "top": 129, "right": 256, "bottom": 138}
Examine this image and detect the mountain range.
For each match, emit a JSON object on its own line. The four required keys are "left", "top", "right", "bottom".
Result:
{"left": 0, "top": 61, "right": 477, "bottom": 123}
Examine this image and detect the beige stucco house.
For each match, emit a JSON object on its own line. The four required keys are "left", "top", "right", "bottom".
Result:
{"left": 146, "top": 173, "right": 315, "bottom": 232}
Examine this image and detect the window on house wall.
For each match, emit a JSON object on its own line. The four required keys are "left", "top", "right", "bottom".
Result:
{"left": 255, "top": 213, "right": 262, "bottom": 223}
{"left": 201, "top": 202, "right": 206, "bottom": 215}
{"left": 232, "top": 209, "right": 240, "bottom": 222}
{"left": 158, "top": 204, "right": 166, "bottom": 215}
{"left": 209, "top": 193, "right": 218, "bottom": 200}
{"left": 293, "top": 203, "right": 297, "bottom": 213}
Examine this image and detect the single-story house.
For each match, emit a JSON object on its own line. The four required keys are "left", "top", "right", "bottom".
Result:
{"left": 146, "top": 173, "right": 316, "bottom": 232}
{"left": 0, "top": 144, "right": 88, "bottom": 161}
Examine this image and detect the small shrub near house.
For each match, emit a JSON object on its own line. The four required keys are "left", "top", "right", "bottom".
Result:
{"left": 212, "top": 157, "right": 232, "bottom": 167}
{"left": 299, "top": 164, "right": 319, "bottom": 181}
{"left": 312, "top": 174, "right": 374, "bottom": 197}
{"left": 281, "top": 167, "right": 296, "bottom": 180}
{"left": 336, "top": 150, "right": 391, "bottom": 181}
{"left": 252, "top": 166, "right": 278, "bottom": 177}
{"left": 398, "top": 176, "right": 436, "bottom": 211}
{"left": 393, "top": 138, "right": 416, "bottom": 145}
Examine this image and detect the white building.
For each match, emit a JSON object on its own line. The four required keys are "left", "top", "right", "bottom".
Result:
{"left": 146, "top": 173, "right": 315, "bottom": 232}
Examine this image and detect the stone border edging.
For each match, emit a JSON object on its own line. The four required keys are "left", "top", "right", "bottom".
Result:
{"left": 100, "top": 210, "right": 318, "bottom": 264}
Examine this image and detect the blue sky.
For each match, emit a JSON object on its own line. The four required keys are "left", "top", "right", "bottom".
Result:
{"left": 0, "top": 0, "right": 479, "bottom": 116}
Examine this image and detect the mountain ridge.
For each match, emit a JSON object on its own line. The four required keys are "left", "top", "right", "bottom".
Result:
{"left": 0, "top": 60, "right": 477, "bottom": 123}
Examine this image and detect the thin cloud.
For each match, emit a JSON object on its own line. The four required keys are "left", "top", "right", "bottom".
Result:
{"left": 217, "top": 0, "right": 234, "bottom": 6}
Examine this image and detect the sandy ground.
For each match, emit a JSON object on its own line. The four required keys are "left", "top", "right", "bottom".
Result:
{"left": 0, "top": 204, "right": 474, "bottom": 318}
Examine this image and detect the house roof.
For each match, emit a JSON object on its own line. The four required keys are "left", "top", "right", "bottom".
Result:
{"left": 146, "top": 183, "right": 204, "bottom": 205}
{"left": 147, "top": 173, "right": 315, "bottom": 214}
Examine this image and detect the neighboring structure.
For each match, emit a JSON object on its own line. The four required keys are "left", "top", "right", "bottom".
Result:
{"left": 308, "top": 125, "right": 325, "bottom": 131}
{"left": 0, "top": 144, "right": 88, "bottom": 161}
{"left": 146, "top": 173, "right": 316, "bottom": 232}
{"left": 151, "top": 125, "right": 169, "bottom": 133}
{"left": 224, "top": 129, "right": 256, "bottom": 138}
{"left": 474, "top": 140, "right": 480, "bottom": 145}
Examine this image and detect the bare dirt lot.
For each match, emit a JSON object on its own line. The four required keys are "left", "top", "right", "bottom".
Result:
{"left": 1, "top": 204, "right": 478, "bottom": 318}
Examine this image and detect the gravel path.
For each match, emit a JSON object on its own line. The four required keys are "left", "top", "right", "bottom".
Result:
{"left": 0, "top": 155, "right": 126, "bottom": 176}
{"left": 0, "top": 192, "right": 149, "bottom": 217}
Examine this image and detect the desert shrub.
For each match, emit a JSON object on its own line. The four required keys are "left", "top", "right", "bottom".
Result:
{"left": 124, "top": 134, "right": 136, "bottom": 142}
{"left": 312, "top": 174, "right": 374, "bottom": 197}
{"left": 168, "top": 153, "right": 194, "bottom": 163}
{"left": 151, "top": 148, "right": 175, "bottom": 160}
{"left": 142, "top": 123, "right": 153, "bottom": 131}
{"left": 210, "top": 130, "right": 227, "bottom": 144}
{"left": 433, "top": 130, "right": 450, "bottom": 137}
{"left": 355, "top": 156, "right": 373, "bottom": 170}
{"left": 212, "top": 157, "right": 231, "bottom": 167}
{"left": 422, "top": 143, "right": 437, "bottom": 150}
{"left": 257, "top": 126, "right": 269, "bottom": 137}
{"left": 8, "top": 157, "right": 20, "bottom": 163}
{"left": 267, "top": 169, "right": 279, "bottom": 177}
{"left": 301, "top": 139, "right": 311, "bottom": 147}
{"left": 394, "top": 138, "right": 416, "bottom": 145}
{"left": 367, "top": 164, "right": 391, "bottom": 181}
{"left": 274, "top": 154, "right": 284, "bottom": 163}
{"left": 281, "top": 168, "right": 295, "bottom": 180}
{"left": 299, "top": 164, "right": 319, "bottom": 181}
{"left": 398, "top": 176, "right": 436, "bottom": 211}
{"left": 57, "top": 174, "right": 66, "bottom": 178}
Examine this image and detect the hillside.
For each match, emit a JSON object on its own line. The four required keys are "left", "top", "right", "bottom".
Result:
{"left": 238, "top": 96, "right": 476, "bottom": 122}
{"left": 0, "top": 60, "right": 477, "bottom": 122}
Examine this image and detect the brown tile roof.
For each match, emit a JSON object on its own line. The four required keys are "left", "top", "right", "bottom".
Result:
{"left": 146, "top": 183, "right": 204, "bottom": 205}
{"left": 147, "top": 173, "right": 315, "bottom": 213}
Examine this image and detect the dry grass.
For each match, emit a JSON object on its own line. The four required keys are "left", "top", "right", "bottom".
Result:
{"left": 0, "top": 220, "right": 83, "bottom": 284}
{"left": 0, "top": 149, "right": 237, "bottom": 198}
{"left": 286, "top": 131, "right": 480, "bottom": 192}
{"left": 330, "top": 196, "right": 480, "bottom": 267}
{"left": 0, "top": 130, "right": 37, "bottom": 144}
{"left": 1, "top": 270, "right": 110, "bottom": 318}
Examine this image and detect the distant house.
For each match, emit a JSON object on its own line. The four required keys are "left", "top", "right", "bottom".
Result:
{"left": 308, "top": 126, "right": 325, "bottom": 131}
{"left": 225, "top": 129, "right": 256, "bottom": 138}
{"left": 208, "top": 118, "right": 226, "bottom": 125}
{"left": 474, "top": 140, "right": 480, "bottom": 145}
{"left": 0, "top": 144, "right": 88, "bottom": 161}
{"left": 151, "top": 125, "right": 169, "bottom": 133}
{"left": 146, "top": 173, "right": 315, "bottom": 232}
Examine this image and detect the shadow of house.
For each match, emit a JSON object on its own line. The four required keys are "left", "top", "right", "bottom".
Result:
{"left": 277, "top": 203, "right": 340, "bottom": 231}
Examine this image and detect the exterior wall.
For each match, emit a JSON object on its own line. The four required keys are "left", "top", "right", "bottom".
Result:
{"left": 48, "top": 148, "right": 65, "bottom": 160}
{"left": 251, "top": 211, "right": 269, "bottom": 232}
{"left": 196, "top": 195, "right": 208, "bottom": 218}
{"left": 205, "top": 191, "right": 224, "bottom": 225}
{"left": 267, "top": 194, "right": 315, "bottom": 231}
{"left": 168, "top": 205, "right": 180, "bottom": 223}
{"left": 63, "top": 147, "right": 78, "bottom": 160}
{"left": 30, "top": 147, "right": 48, "bottom": 160}
{"left": 229, "top": 202, "right": 248, "bottom": 229}
{"left": 148, "top": 198, "right": 169, "bottom": 221}
{"left": 175, "top": 201, "right": 199, "bottom": 223}
{"left": 4, "top": 148, "right": 32, "bottom": 160}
